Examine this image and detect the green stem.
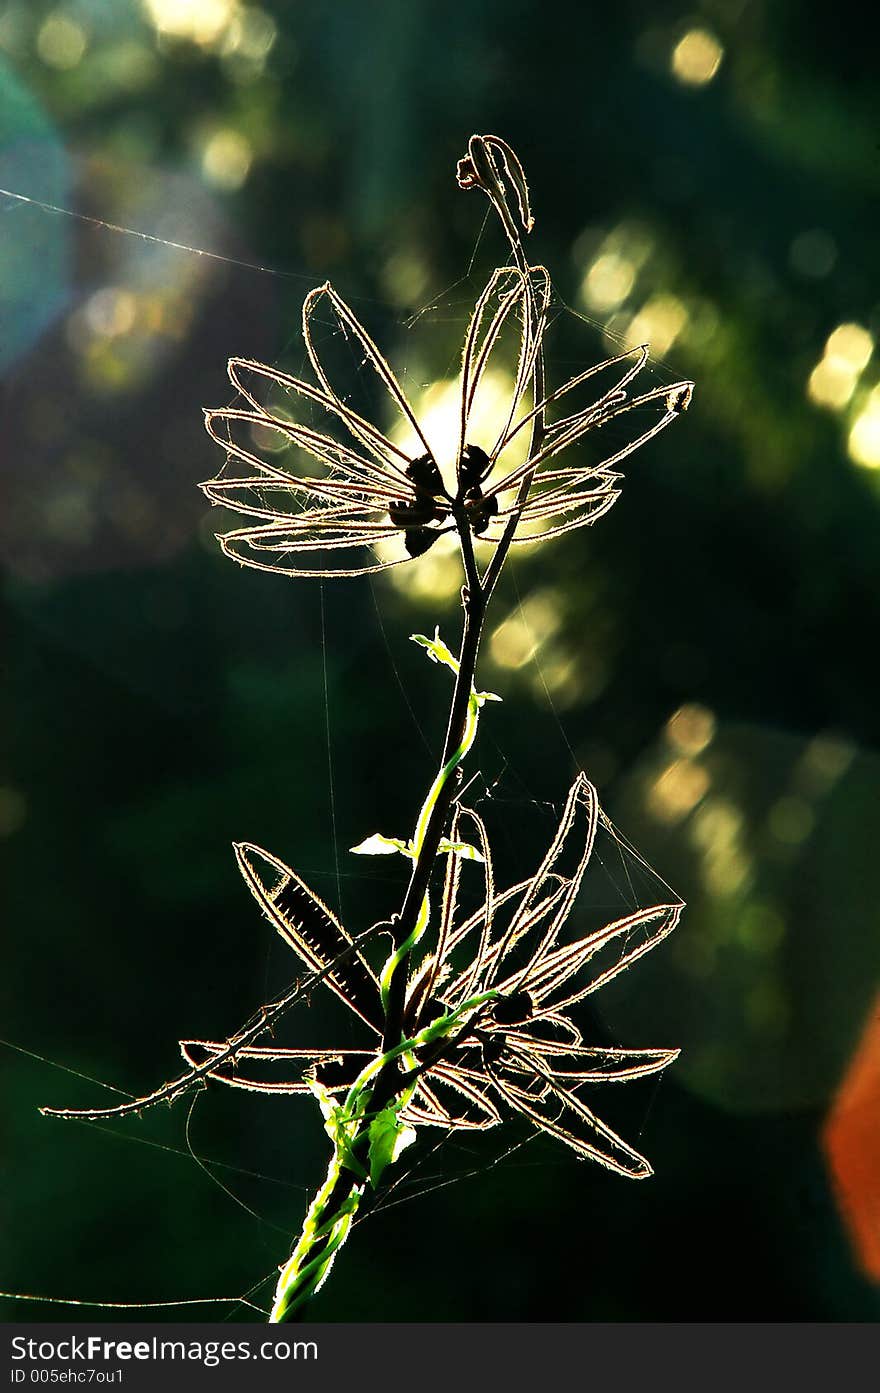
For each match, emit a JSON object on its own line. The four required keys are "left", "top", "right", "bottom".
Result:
{"left": 269, "top": 1153, "right": 363, "bottom": 1322}
{"left": 378, "top": 658, "right": 485, "bottom": 1010}
{"left": 269, "top": 990, "right": 497, "bottom": 1323}
{"left": 272, "top": 138, "right": 547, "bottom": 1323}
{"left": 270, "top": 588, "right": 487, "bottom": 1325}
{"left": 378, "top": 578, "right": 485, "bottom": 1049}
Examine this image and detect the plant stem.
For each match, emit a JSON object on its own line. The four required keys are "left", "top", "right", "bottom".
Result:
{"left": 381, "top": 572, "right": 484, "bottom": 1047}
{"left": 270, "top": 137, "right": 548, "bottom": 1323}
{"left": 270, "top": 559, "right": 487, "bottom": 1323}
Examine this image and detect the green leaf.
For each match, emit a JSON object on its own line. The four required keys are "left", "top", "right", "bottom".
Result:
{"left": 411, "top": 629, "right": 502, "bottom": 709}
{"left": 410, "top": 627, "right": 459, "bottom": 676}
{"left": 437, "top": 838, "right": 485, "bottom": 863}
{"left": 350, "top": 833, "right": 412, "bottom": 858}
{"left": 308, "top": 1078, "right": 336, "bottom": 1128}
{"left": 367, "top": 1105, "right": 417, "bottom": 1188}
{"left": 309, "top": 1080, "right": 367, "bottom": 1178}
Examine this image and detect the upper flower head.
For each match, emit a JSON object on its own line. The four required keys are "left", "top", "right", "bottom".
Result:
{"left": 201, "top": 267, "right": 692, "bottom": 578}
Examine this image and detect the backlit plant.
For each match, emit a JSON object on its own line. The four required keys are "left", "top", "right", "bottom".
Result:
{"left": 43, "top": 135, "right": 692, "bottom": 1322}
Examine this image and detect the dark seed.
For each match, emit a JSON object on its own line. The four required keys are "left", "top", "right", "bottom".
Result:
{"left": 389, "top": 495, "right": 437, "bottom": 528}
{"left": 492, "top": 990, "right": 534, "bottom": 1026}
{"left": 458, "top": 443, "right": 492, "bottom": 492}
{"left": 467, "top": 489, "right": 499, "bottom": 535}
{"left": 405, "top": 528, "right": 441, "bottom": 557}
{"left": 482, "top": 1034, "right": 507, "bottom": 1065}
{"left": 407, "top": 452, "right": 445, "bottom": 495}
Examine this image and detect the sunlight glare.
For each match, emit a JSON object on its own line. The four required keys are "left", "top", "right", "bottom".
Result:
{"left": 671, "top": 29, "right": 724, "bottom": 87}
{"left": 808, "top": 323, "right": 873, "bottom": 412}
{"left": 489, "top": 590, "right": 562, "bottom": 670}
{"left": 391, "top": 369, "right": 529, "bottom": 491}
{"left": 848, "top": 387, "right": 880, "bottom": 469}
{"left": 143, "top": 0, "right": 239, "bottom": 48}
{"left": 201, "top": 129, "right": 253, "bottom": 190}
{"left": 646, "top": 757, "right": 709, "bottom": 823}
{"left": 665, "top": 703, "right": 716, "bottom": 757}
{"left": 581, "top": 253, "right": 636, "bottom": 313}
{"left": 626, "top": 294, "right": 688, "bottom": 356}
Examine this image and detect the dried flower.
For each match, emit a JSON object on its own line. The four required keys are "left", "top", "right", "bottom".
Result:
{"left": 182, "top": 773, "right": 680, "bottom": 1178}
{"left": 43, "top": 133, "right": 692, "bottom": 1324}
{"left": 201, "top": 267, "right": 692, "bottom": 577}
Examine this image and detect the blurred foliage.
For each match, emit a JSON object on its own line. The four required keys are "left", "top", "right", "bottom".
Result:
{"left": 2, "top": 0, "right": 879, "bottom": 1321}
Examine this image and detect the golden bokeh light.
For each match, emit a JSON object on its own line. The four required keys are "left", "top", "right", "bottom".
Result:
{"left": 489, "top": 590, "right": 562, "bottom": 670}
{"left": 646, "top": 757, "right": 709, "bottom": 823}
{"left": 392, "top": 369, "right": 530, "bottom": 491}
{"left": 689, "top": 796, "right": 752, "bottom": 898}
{"left": 690, "top": 797, "right": 742, "bottom": 851}
{"left": 848, "top": 387, "right": 880, "bottom": 469}
{"left": 83, "top": 287, "right": 138, "bottom": 339}
{"left": 808, "top": 322, "right": 873, "bottom": 412}
{"left": 807, "top": 357, "right": 858, "bottom": 410}
{"left": 826, "top": 323, "right": 874, "bottom": 373}
{"left": 65, "top": 256, "right": 202, "bottom": 394}
{"left": 528, "top": 645, "right": 589, "bottom": 707}
{"left": 705, "top": 845, "right": 751, "bottom": 898}
{"left": 220, "top": 5, "right": 276, "bottom": 60}
{"left": 665, "top": 703, "right": 716, "bottom": 757}
{"left": 37, "top": 11, "right": 88, "bottom": 69}
{"left": 625, "top": 294, "right": 688, "bottom": 357}
{"left": 390, "top": 377, "right": 460, "bottom": 482}
{"left": 490, "top": 618, "right": 535, "bottom": 669}
{"left": 670, "top": 29, "right": 724, "bottom": 87}
{"left": 581, "top": 252, "right": 637, "bottom": 313}
{"left": 388, "top": 531, "right": 464, "bottom": 605}
{"left": 577, "top": 223, "right": 654, "bottom": 323}
{"left": 143, "top": 0, "right": 239, "bottom": 47}
{"left": 201, "top": 129, "right": 253, "bottom": 190}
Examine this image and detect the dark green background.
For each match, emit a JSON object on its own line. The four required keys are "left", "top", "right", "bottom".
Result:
{"left": 2, "top": 0, "right": 879, "bottom": 1321}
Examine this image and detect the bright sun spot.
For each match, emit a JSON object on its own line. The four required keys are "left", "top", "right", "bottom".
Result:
{"left": 848, "top": 387, "right": 880, "bottom": 469}
{"left": 201, "top": 129, "right": 253, "bottom": 190}
{"left": 392, "top": 369, "right": 529, "bottom": 492}
{"left": 671, "top": 29, "right": 724, "bottom": 87}
{"left": 807, "top": 322, "right": 874, "bottom": 411}
{"left": 582, "top": 253, "right": 636, "bottom": 313}
{"left": 626, "top": 295, "right": 688, "bottom": 357}
{"left": 143, "top": 0, "right": 239, "bottom": 47}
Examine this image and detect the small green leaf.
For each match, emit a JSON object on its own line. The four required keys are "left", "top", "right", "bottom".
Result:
{"left": 412, "top": 629, "right": 501, "bottom": 710}
{"left": 309, "top": 1080, "right": 367, "bottom": 1178}
{"left": 308, "top": 1078, "right": 336, "bottom": 1127}
{"left": 350, "top": 833, "right": 412, "bottom": 858}
{"left": 368, "top": 1105, "right": 417, "bottom": 1188}
{"left": 410, "top": 627, "right": 460, "bottom": 676}
{"left": 437, "top": 838, "right": 485, "bottom": 863}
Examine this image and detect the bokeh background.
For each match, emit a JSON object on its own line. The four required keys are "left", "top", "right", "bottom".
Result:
{"left": 2, "top": 0, "right": 879, "bottom": 1322}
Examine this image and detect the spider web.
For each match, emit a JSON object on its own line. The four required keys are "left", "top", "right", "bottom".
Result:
{"left": 1, "top": 189, "right": 685, "bottom": 1320}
